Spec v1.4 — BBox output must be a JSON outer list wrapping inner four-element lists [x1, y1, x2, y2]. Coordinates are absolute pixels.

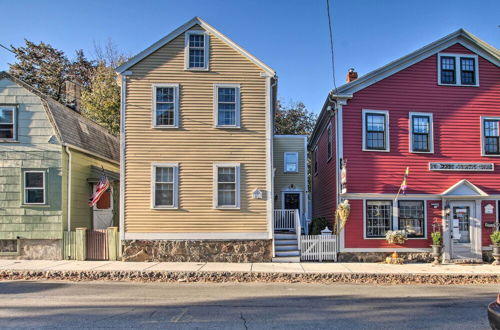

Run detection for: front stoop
[[273, 232, 300, 263]]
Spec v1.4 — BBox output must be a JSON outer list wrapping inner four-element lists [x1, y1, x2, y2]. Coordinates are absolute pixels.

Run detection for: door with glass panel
[[449, 201, 476, 260]]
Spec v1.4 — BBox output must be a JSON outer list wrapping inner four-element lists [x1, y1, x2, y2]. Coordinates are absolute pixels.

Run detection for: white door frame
[[92, 184, 114, 229], [281, 190, 303, 213]]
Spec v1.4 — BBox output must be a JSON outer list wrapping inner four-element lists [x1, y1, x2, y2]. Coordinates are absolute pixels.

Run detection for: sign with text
[[429, 162, 494, 172]]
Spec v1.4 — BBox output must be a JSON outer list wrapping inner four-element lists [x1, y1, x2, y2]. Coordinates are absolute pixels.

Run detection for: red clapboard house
[[309, 29, 500, 263]]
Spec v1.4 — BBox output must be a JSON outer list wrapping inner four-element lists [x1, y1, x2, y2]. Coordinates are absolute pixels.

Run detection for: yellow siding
[[124, 25, 270, 233], [273, 136, 307, 211]]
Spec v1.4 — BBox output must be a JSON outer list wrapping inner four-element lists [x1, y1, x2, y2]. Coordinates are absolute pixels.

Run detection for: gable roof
[[441, 179, 488, 197], [115, 17, 275, 75], [0, 71, 119, 163]]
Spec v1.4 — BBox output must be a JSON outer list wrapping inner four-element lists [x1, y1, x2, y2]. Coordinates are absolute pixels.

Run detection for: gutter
[[65, 146, 72, 232]]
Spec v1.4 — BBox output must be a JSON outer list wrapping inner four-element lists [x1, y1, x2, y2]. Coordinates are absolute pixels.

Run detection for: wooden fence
[[300, 235, 337, 262], [63, 227, 119, 261]]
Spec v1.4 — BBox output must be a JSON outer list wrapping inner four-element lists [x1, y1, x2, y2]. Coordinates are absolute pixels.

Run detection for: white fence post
[[300, 235, 337, 262]]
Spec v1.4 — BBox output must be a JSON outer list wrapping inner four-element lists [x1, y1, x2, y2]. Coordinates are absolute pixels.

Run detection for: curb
[[1, 270, 499, 285]]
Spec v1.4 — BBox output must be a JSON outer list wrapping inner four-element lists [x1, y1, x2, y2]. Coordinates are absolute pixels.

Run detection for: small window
[[363, 110, 389, 151], [185, 31, 209, 70], [366, 200, 392, 238], [153, 84, 179, 128], [215, 85, 240, 127], [483, 118, 500, 155], [284, 152, 298, 173], [24, 171, 45, 204], [215, 164, 240, 208], [313, 147, 318, 175], [152, 164, 178, 208], [327, 124, 333, 160], [438, 53, 478, 86], [410, 113, 433, 153], [460, 57, 476, 85], [440, 56, 456, 84], [398, 201, 425, 238], [0, 106, 16, 140]]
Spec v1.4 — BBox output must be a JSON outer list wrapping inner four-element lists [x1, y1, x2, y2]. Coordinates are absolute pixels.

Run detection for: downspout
[[65, 145, 72, 232]]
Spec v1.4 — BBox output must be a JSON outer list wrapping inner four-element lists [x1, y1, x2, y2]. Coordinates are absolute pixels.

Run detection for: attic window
[[185, 31, 209, 70], [438, 53, 479, 86], [0, 106, 16, 140]]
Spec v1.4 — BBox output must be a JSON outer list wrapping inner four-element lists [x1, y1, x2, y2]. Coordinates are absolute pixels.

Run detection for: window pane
[[26, 189, 44, 204], [0, 127, 13, 139], [218, 190, 235, 206], [217, 89, 237, 126], [217, 167, 236, 206], [367, 132, 385, 149], [26, 172, 43, 188], [156, 88, 174, 102], [218, 167, 235, 182], [189, 34, 204, 48], [155, 183, 173, 206], [218, 88, 236, 102], [285, 153, 298, 172], [440, 57, 456, 84], [485, 120, 499, 137], [412, 117, 429, 133], [156, 103, 175, 126], [189, 49, 205, 68], [485, 137, 499, 154], [367, 114, 385, 131], [441, 57, 455, 70], [399, 201, 424, 237], [156, 167, 173, 183], [0, 109, 13, 124], [366, 200, 392, 237]]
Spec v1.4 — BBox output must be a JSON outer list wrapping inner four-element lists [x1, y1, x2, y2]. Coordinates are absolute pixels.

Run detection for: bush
[[491, 231, 500, 246], [309, 217, 329, 235], [431, 231, 442, 245]]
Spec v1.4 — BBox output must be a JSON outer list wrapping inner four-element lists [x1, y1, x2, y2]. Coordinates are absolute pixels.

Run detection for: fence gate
[[87, 229, 109, 260], [300, 235, 337, 262]]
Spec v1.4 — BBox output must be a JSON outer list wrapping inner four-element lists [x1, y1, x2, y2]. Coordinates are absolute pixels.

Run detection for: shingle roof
[[0, 71, 119, 163]]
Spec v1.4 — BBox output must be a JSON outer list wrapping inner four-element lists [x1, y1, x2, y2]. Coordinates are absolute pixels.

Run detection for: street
[[0, 281, 496, 329]]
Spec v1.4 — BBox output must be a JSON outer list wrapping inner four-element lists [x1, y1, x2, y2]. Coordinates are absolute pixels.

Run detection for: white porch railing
[[300, 235, 337, 262], [274, 209, 296, 231], [294, 209, 301, 251]]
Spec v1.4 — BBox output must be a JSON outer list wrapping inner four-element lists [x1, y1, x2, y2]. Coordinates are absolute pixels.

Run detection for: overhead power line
[[326, 0, 337, 94]]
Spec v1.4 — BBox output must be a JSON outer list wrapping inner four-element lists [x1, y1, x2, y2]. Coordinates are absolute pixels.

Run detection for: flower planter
[[431, 245, 442, 265], [492, 245, 500, 266]]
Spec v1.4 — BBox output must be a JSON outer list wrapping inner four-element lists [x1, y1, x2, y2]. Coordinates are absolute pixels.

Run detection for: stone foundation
[[338, 252, 433, 263], [122, 239, 273, 262], [0, 239, 62, 260]]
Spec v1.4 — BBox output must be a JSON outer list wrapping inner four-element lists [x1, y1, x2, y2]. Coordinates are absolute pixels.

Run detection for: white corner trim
[[362, 109, 390, 152], [213, 162, 241, 209], [152, 84, 180, 128], [124, 232, 270, 240], [184, 30, 210, 71], [409, 112, 434, 154], [437, 53, 479, 87], [213, 84, 241, 128], [119, 75, 127, 240], [151, 162, 179, 209]]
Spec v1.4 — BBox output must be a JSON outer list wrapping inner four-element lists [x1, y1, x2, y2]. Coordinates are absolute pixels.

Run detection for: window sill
[[215, 206, 240, 210], [215, 125, 240, 129], [410, 150, 434, 154], [482, 153, 500, 157], [152, 125, 179, 129], [362, 148, 390, 153], [0, 139, 19, 143], [152, 206, 178, 210], [184, 67, 209, 72], [438, 83, 479, 87], [21, 204, 50, 208], [284, 171, 299, 174]]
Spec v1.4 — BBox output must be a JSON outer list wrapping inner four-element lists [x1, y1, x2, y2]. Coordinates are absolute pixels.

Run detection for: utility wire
[[326, 0, 337, 94]]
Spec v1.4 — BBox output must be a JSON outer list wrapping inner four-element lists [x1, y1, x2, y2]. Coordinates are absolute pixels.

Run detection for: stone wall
[[0, 239, 62, 260], [122, 239, 273, 262], [338, 252, 433, 263]]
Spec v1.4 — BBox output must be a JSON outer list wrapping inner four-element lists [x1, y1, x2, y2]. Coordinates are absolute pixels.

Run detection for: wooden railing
[[274, 209, 296, 231]]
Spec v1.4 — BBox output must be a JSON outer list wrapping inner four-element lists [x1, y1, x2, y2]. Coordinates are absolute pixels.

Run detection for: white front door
[[92, 185, 113, 230], [449, 201, 481, 260]]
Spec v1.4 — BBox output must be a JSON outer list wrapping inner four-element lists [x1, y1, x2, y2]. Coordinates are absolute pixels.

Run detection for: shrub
[[431, 231, 442, 246], [385, 230, 407, 245], [491, 231, 500, 246], [309, 217, 329, 235]]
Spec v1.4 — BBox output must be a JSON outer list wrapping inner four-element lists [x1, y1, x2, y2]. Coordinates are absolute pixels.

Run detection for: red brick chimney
[[346, 68, 358, 83]]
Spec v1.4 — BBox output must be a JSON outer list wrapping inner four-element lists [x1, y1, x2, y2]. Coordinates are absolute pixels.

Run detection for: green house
[[0, 71, 120, 259]]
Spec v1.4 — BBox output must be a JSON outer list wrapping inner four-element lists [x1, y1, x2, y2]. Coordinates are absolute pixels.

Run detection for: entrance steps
[[273, 231, 300, 263]]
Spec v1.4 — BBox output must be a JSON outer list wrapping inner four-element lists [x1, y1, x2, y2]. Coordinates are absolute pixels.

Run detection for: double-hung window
[[398, 201, 425, 238], [24, 171, 45, 204], [438, 53, 478, 86], [365, 200, 392, 238], [153, 84, 179, 128], [410, 113, 433, 153], [215, 84, 240, 127], [483, 117, 500, 155], [0, 106, 16, 140], [363, 110, 389, 151], [214, 164, 240, 208], [327, 123, 333, 160], [185, 31, 209, 70], [284, 152, 298, 173], [152, 164, 178, 209]]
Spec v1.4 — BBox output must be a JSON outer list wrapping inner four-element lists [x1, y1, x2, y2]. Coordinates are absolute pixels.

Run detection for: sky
[[0, 0, 498, 113]]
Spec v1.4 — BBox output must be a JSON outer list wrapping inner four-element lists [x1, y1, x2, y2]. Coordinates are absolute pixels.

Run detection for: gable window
[[284, 152, 298, 173], [327, 123, 333, 160], [313, 147, 318, 175], [483, 118, 500, 155], [398, 201, 425, 238], [410, 113, 433, 153], [214, 164, 240, 208], [185, 31, 209, 70], [363, 110, 389, 152], [0, 106, 16, 140], [438, 53, 478, 86], [152, 164, 178, 209], [215, 84, 240, 127], [153, 84, 179, 128], [365, 200, 392, 238], [24, 171, 45, 204]]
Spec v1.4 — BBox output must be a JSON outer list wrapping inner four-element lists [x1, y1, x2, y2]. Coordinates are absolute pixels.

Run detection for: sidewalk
[[0, 259, 498, 284]]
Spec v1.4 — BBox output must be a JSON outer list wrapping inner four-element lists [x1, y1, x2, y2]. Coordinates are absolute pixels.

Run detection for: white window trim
[[0, 105, 17, 141], [213, 84, 241, 128], [437, 53, 479, 87], [362, 109, 390, 152], [24, 170, 46, 205], [152, 84, 180, 128], [151, 163, 179, 209], [213, 163, 240, 209], [313, 146, 318, 176], [409, 112, 434, 154], [327, 123, 333, 161], [184, 30, 210, 71], [480, 116, 500, 157], [283, 152, 299, 173]]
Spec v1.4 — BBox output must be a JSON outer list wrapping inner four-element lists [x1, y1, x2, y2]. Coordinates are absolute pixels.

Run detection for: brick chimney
[[65, 80, 82, 112], [346, 68, 358, 83]]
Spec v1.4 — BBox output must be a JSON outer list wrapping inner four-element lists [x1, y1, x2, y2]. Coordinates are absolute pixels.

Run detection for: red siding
[[482, 200, 497, 246], [312, 116, 336, 227], [343, 43, 500, 195]]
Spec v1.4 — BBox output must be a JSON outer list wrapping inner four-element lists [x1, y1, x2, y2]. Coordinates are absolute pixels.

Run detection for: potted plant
[[490, 230, 500, 265], [385, 230, 407, 245], [430, 231, 443, 265]]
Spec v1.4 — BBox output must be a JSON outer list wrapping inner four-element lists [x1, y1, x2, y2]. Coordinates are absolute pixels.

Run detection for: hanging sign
[[429, 162, 494, 171]]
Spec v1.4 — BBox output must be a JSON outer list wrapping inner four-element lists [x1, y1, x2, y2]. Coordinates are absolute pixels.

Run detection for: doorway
[[449, 201, 479, 260], [92, 184, 113, 230]]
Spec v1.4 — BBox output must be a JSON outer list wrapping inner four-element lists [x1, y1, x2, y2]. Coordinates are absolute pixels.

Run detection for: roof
[[0, 71, 119, 163], [309, 29, 500, 148], [115, 17, 275, 76]]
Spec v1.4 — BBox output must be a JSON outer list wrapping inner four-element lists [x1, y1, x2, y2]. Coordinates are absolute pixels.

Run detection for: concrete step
[[274, 239, 298, 245], [274, 233, 297, 240], [275, 250, 300, 257], [272, 256, 301, 263], [275, 245, 299, 251]]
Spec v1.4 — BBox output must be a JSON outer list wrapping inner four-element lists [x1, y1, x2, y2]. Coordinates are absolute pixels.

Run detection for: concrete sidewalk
[[0, 259, 498, 275]]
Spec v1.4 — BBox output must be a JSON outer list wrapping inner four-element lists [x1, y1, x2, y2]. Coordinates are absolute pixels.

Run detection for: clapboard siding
[[124, 25, 270, 233]]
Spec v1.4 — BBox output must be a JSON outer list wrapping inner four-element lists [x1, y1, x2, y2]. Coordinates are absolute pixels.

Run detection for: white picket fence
[[300, 235, 337, 262]]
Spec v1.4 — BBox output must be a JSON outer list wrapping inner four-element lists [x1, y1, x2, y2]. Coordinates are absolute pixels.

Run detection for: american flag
[[400, 167, 410, 195], [88, 173, 110, 207]]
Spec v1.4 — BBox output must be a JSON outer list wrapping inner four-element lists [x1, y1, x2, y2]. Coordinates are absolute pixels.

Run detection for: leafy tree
[[69, 49, 95, 90], [274, 100, 317, 136]]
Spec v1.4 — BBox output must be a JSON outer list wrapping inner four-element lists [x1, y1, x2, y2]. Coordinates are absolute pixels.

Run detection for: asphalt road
[[0, 281, 497, 329]]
